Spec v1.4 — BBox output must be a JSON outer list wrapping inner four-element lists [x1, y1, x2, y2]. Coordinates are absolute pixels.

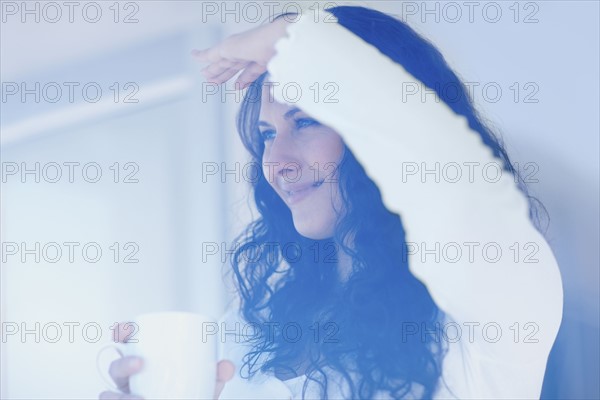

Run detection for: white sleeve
[[266, 7, 563, 364]]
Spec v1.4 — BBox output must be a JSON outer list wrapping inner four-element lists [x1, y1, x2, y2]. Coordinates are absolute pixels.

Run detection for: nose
[[262, 129, 302, 185]]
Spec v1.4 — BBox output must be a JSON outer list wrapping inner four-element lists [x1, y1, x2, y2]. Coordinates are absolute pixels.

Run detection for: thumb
[[213, 360, 235, 399]]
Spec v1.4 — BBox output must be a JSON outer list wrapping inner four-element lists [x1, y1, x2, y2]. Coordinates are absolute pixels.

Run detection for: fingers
[[192, 47, 264, 88], [201, 59, 238, 78], [213, 360, 235, 399], [192, 45, 246, 65], [210, 67, 245, 86], [202, 60, 248, 85], [113, 322, 137, 343], [108, 356, 144, 393], [217, 359, 235, 382], [191, 47, 219, 64], [99, 391, 143, 400], [234, 62, 267, 89]]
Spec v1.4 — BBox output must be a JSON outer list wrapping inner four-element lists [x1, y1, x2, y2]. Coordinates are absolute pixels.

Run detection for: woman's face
[[259, 84, 345, 239]]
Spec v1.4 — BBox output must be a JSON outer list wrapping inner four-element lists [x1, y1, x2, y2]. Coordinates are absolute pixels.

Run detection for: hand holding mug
[[97, 312, 235, 399]]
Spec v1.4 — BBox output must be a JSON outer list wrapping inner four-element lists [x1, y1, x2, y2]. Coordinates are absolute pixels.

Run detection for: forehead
[[259, 82, 296, 120]]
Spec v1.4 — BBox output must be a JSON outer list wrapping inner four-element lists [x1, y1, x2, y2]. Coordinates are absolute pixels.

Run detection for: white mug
[[97, 311, 218, 399]]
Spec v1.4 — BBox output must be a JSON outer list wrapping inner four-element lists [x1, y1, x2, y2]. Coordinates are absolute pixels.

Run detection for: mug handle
[[96, 342, 128, 392]]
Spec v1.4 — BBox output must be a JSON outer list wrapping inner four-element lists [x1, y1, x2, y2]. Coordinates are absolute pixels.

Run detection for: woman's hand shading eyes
[[192, 17, 294, 89]]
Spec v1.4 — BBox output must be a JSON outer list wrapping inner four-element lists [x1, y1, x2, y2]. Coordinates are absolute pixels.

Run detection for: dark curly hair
[[227, 5, 547, 399]]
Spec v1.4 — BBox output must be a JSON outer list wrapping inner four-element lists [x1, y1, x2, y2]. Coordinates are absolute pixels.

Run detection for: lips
[[279, 179, 324, 205]]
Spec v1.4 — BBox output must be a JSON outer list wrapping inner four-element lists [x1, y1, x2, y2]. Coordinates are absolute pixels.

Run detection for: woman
[[100, 5, 563, 399]]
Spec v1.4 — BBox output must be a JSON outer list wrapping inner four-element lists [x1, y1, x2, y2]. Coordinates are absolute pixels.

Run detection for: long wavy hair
[[228, 6, 547, 399]]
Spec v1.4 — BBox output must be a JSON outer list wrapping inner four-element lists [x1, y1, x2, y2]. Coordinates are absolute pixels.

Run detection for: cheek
[[310, 138, 345, 183], [302, 125, 342, 158], [310, 143, 346, 216], [297, 178, 343, 239]]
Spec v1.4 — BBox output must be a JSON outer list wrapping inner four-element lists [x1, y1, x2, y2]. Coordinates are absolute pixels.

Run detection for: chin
[[292, 216, 335, 240]]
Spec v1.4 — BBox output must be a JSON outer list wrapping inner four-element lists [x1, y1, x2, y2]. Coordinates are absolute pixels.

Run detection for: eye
[[259, 128, 276, 142], [295, 118, 320, 129]]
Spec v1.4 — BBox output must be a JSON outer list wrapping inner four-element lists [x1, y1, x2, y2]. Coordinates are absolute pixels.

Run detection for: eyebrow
[[258, 107, 302, 127]]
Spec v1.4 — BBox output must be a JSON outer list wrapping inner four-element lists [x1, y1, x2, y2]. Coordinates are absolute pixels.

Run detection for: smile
[[285, 180, 324, 205]]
